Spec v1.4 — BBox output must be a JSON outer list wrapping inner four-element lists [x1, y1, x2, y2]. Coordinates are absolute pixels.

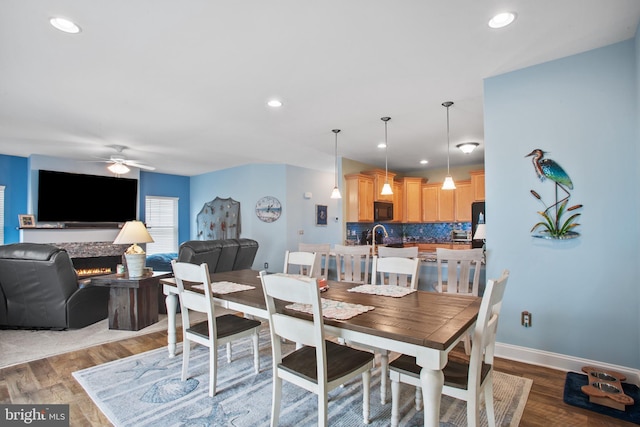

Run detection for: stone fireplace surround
[[53, 241, 129, 277]]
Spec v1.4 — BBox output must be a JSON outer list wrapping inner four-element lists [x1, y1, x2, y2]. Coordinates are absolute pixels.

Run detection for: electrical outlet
[[521, 311, 532, 327], [264, 262, 269, 270], [298, 230, 304, 235]]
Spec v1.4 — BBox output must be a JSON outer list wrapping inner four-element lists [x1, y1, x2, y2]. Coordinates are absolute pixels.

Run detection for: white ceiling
[[1, 1, 639, 177]]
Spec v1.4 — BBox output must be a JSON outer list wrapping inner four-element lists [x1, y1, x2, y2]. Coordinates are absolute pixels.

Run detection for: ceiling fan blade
[[123, 160, 156, 171]]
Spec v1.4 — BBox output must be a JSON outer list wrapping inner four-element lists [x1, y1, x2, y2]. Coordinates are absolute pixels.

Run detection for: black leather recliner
[[0, 243, 109, 329]]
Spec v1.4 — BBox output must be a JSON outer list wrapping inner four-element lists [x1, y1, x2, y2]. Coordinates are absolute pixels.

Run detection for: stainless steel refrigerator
[[471, 202, 485, 249]]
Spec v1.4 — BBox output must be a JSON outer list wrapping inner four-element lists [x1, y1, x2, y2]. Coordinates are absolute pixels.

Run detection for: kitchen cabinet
[[363, 169, 396, 202], [401, 177, 424, 223], [439, 186, 455, 222], [421, 183, 439, 222], [345, 174, 374, 222], [470, 170, 485, 201], [454, 180, 473, 222], [393, 180, 403, 222]]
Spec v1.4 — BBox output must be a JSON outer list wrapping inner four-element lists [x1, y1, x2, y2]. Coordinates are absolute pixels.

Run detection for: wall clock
[[255, 196, 282, 223]]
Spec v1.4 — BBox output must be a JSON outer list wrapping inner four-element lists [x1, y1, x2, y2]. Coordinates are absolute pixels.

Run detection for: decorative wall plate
[[255, 196, 282, 223]]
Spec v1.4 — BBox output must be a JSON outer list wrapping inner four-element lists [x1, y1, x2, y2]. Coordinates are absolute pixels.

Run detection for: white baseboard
[[495, 341, 640, 386]]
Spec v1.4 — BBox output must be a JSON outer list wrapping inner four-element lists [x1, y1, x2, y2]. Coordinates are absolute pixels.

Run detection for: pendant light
[[380, 117, 393, 195], [330, 129, 342, 199], [441, 101, 456, 190]]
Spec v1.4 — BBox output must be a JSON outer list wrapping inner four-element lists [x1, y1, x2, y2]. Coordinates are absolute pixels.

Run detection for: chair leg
[[226, 342, 232, 363], [484, 376, 496, 427], [271, 375, 282, 427], [380, 350, 388, 404], [318, 390, 329, 427], [415, 385, 423, 410], [467, 391, 480, 427], [390, 375, 400, 427], [181, 339, 190, 381], [252, 330, 260, 374], [362, 370, 371, 424], [208, 345, 218, 397]]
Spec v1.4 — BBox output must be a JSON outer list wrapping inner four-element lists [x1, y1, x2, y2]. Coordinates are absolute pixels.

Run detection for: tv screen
[[37, 170, 138, 223]]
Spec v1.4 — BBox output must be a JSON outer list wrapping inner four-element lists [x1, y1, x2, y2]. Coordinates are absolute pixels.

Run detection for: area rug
[[563, 371, 640, 425], [73, 332, 532, 427], [0, 311, 209, 369]]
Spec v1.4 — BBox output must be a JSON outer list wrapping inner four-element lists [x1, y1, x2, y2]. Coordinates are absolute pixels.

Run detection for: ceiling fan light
[[442, 175, 456, 190], [457, 142, 479, 154], [108, 163, 130, 175], [50, 17, 81, 34]]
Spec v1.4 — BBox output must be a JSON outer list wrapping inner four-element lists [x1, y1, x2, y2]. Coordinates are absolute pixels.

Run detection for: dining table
[[160, 269, 481, 427]]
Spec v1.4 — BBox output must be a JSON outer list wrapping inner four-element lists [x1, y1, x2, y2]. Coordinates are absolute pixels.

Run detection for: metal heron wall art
[[526, 149, 583, 239]]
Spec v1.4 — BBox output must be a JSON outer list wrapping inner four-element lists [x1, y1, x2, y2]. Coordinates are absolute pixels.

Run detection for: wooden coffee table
[[92, 271, 172, 331]]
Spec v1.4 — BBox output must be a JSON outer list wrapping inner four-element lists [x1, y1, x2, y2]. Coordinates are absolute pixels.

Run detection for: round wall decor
[[255, 196, 282, 223]]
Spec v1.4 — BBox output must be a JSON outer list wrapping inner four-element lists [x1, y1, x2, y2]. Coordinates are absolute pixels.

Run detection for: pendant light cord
[[446, 105, 451, 174], [333, 129, 340, 187], [381, 117, 391, 183]]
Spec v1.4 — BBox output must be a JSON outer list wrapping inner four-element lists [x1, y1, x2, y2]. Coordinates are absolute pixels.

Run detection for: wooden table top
[[162, 269, 480, 351]]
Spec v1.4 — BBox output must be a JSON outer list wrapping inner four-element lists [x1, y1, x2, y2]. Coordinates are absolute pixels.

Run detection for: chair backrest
[[298, 243, 331, 280], [371, 256, 421, 289], [260, 271, 327, 375], [376, 246, 418, 258], [171, 260, 216, 336], [436, 248, 484, 295], [283, 250, 318, 277], [333, 244, 371, 284], [467, 269, 509, 387]]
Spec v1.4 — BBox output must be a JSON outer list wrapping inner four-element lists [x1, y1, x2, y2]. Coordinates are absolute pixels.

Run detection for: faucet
[[371, 224, 388, 256]]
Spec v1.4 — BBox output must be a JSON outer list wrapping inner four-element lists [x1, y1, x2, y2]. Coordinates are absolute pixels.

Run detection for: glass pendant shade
[[381, 117, 393, 196], [441, 101, 456, 190], [442, 176, 456, 190], [108, 163, 130, 175], [330, 129, 342, 199], [457, 142, 479, 154]]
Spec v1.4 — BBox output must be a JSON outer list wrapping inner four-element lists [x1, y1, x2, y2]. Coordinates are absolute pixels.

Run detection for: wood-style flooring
[[0, 330, 635, 427]]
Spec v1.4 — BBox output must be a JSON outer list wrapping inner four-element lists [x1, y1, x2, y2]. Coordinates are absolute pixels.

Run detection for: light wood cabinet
[[345, 174, 374, 222], [438, 187, 455, 222], [470, 170, 485, 201], [421, 183, 439, 222], [393, 180, 403, 222], [401, 177, 424, 223], [363, 169, 396, 202], [454, 180, 473, 222]]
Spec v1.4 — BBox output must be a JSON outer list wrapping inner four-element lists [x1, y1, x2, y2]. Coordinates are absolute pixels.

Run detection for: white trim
[[0, 185, 5, 244], [495, 341, 640, 385]]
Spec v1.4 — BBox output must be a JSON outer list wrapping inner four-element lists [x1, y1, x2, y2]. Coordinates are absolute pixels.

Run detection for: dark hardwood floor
[[0, 330, 634, 427]]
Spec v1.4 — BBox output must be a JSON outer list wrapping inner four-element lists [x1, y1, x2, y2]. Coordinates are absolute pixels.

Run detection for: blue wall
[[139, 170, 190, 246], [0, 155, 28, 243], [484, 39, 638, 368]]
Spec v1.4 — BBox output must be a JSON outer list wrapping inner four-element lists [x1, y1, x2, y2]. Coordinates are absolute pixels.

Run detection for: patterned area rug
[[73, 332, 532, 427]]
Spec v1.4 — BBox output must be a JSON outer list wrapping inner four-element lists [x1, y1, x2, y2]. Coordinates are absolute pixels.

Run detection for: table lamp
[[113, 220, 154, 277], [473, 223, 486, 255]]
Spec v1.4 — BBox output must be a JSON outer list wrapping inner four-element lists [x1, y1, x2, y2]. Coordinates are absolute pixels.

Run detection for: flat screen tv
[[37, 169, 138, 223]]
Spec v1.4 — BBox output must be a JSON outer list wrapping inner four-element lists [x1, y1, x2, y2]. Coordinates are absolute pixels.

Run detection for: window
[[145, 196, 178, 254], [0, 186, 4, 244]]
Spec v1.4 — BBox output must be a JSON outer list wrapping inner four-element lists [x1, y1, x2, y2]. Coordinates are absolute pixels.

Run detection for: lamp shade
[[473, 223, 486, 240], [113, 221, 154, 245]]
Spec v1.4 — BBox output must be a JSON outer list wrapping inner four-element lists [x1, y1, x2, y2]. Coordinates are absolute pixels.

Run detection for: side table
[[91, 271, 173, 331]]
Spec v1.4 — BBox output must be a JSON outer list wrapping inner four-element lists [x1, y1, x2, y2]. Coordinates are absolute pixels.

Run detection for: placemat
[[192, 281, 255, 294], [286, 298, 374, 320], [348, 284, 416, 297]]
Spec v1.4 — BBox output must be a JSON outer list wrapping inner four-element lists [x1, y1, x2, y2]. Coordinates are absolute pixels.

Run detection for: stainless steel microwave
[[374, 201, 394, 221]]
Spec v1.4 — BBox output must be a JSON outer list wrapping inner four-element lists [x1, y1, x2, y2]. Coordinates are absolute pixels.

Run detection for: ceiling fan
[[97, 145, 156, 174]]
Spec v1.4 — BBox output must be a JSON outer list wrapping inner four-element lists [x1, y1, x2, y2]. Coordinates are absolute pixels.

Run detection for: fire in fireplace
[[72, 255, 123, 278]]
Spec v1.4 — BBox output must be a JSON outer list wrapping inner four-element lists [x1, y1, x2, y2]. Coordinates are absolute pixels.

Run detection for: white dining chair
[[372, 253, 421, 289], [259, 271, 374, 426], [389, 269, 510, 427], [436, 247, 484, 354], [376, 245, 419, 258], [333, 244, 371, 284], [283, 250, 318, 277], [298, 243, 331, 280], [171, 260, 261, 397]]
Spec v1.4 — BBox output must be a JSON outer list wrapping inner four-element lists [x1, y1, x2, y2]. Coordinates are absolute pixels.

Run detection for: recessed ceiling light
[[488, 12, 516, 29], [377, 142, 386, 149], [420, 160, 428, 165], [267, 99, 282, 108], [50, 17, 81, 34]]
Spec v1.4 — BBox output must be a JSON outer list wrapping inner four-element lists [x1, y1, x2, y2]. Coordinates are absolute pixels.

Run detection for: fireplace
[[50, 241, 129, 278]]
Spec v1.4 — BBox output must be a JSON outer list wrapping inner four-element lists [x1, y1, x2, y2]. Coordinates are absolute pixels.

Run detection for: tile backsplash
[[346, 222, 471, 244]]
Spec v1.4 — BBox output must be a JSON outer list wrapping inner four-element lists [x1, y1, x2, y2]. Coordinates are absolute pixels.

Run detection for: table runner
[[348, 284, 416, 297], [191, 281, 255, 294], [286, 298, 374, 320]]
